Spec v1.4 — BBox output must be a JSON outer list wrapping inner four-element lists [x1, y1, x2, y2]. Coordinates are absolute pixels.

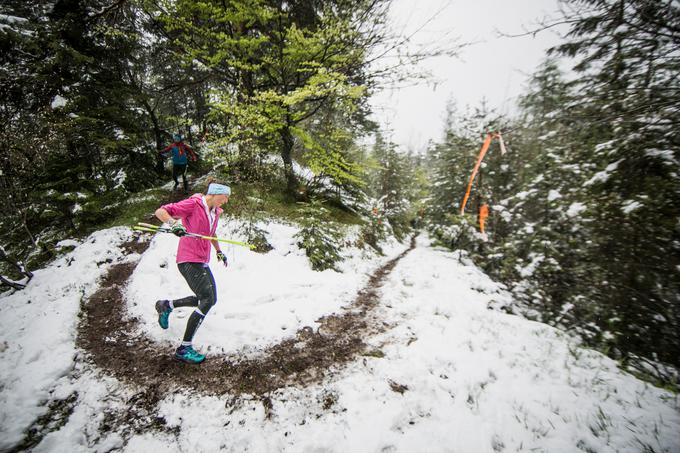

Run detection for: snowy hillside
[[0, 222, 678, 452]]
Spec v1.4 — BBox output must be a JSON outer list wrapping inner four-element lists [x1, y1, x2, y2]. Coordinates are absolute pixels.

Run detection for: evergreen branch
[[84, 0, 129, 24]]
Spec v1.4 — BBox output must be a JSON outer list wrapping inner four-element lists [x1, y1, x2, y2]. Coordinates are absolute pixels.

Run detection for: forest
[[1, 0, 678, 389]]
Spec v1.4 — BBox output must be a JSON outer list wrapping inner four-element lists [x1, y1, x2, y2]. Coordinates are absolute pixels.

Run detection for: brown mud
[[77, 233, 416, 397]]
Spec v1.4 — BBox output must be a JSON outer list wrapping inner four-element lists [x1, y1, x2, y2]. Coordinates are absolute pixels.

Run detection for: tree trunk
[[280, 124, 300, 199], [21, 211, 38, 250], [151, 112, 165, 174]]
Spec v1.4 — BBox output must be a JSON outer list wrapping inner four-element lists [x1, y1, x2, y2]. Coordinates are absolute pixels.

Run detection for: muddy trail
[[77, 231, 416, 398]]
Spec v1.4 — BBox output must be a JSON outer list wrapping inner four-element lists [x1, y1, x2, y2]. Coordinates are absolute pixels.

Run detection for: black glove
[[170, 223, 187, 237], [216, 250, 228, 267]]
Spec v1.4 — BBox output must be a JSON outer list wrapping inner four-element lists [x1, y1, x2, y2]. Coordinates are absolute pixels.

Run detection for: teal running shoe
[[155, 300, 172, 329], [174, 345, 205, 364]]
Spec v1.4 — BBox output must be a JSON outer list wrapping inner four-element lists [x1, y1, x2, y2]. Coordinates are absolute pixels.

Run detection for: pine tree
[[1, 1, 165, 265], [424, 101, 511, 253], [488, 59, 598, 326], [365, 133, 420, 240], [548, 0, 680, 371]]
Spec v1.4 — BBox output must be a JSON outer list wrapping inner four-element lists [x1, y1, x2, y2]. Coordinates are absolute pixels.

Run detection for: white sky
[[369, 0, 567, 152]]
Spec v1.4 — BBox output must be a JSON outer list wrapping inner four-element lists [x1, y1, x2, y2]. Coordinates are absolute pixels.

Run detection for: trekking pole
[[133, 222, 256, 249]]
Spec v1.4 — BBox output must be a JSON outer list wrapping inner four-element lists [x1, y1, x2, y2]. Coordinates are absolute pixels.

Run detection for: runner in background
[[160, 133, 197, 194]]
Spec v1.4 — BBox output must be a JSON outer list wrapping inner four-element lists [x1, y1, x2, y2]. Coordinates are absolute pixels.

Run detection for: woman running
[[153, 179, 230, 364]]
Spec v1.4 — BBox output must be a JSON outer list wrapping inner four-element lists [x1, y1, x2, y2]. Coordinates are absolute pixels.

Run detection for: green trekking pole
[[133, 222, 256, 249]]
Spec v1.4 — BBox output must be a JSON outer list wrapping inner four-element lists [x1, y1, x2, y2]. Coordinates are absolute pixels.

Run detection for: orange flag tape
[[460, 133, 493, 215], [479, 203, 489, 234]]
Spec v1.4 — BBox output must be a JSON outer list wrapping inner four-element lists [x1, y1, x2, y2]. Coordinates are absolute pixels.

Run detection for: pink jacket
[[161, 194, 224, 264]]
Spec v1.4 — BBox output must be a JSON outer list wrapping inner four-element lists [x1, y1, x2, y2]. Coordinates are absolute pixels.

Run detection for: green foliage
[[220, 180, 361, 226], [365, 133, 425, 241], [358, 201, 389, 253], [241, 222, 273, 254], [294, 200, 345, 272], [99, 188, 169, 231], [427, 214, 486, 257], [293, 125, 365, 188], [159, 0, 383, 196]]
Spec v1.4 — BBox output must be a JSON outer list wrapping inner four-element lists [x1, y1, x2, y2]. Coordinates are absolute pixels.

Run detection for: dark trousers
[[173, 262, 217, 343], [172, 164, 188, 191]]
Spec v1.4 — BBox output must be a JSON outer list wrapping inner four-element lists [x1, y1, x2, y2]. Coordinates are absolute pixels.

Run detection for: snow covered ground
[[0, 227, 136, 451], [0, 223, 678, 452], [126, 220, 404, 355]]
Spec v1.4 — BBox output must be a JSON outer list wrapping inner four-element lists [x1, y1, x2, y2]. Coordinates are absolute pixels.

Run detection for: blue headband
[[207, 183, 231, 195]]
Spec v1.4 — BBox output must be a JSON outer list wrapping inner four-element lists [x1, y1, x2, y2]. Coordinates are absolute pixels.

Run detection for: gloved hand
[[170, 223, 187, 237], [216, 250, 228, 267]]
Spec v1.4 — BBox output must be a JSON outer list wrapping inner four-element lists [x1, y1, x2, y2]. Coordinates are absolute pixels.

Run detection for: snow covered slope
[[0, 226, 678, 452]]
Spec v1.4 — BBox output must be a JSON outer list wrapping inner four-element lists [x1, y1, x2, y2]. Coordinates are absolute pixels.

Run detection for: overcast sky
[[369, 0, 567, 152]]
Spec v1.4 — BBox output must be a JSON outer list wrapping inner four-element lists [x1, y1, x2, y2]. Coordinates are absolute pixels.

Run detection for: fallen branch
[[0, 245, 33, 291]]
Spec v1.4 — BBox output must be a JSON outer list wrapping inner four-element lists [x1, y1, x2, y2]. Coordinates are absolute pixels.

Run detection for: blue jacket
[[160, 141, 196, 165]]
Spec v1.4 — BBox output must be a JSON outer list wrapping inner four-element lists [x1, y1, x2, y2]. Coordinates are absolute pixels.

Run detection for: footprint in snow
[[254, 295, 277, 305], [222, 312, 251, 320]]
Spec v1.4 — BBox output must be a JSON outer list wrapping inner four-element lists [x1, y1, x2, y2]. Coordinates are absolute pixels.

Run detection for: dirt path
[[77, 234, 416, 398]]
